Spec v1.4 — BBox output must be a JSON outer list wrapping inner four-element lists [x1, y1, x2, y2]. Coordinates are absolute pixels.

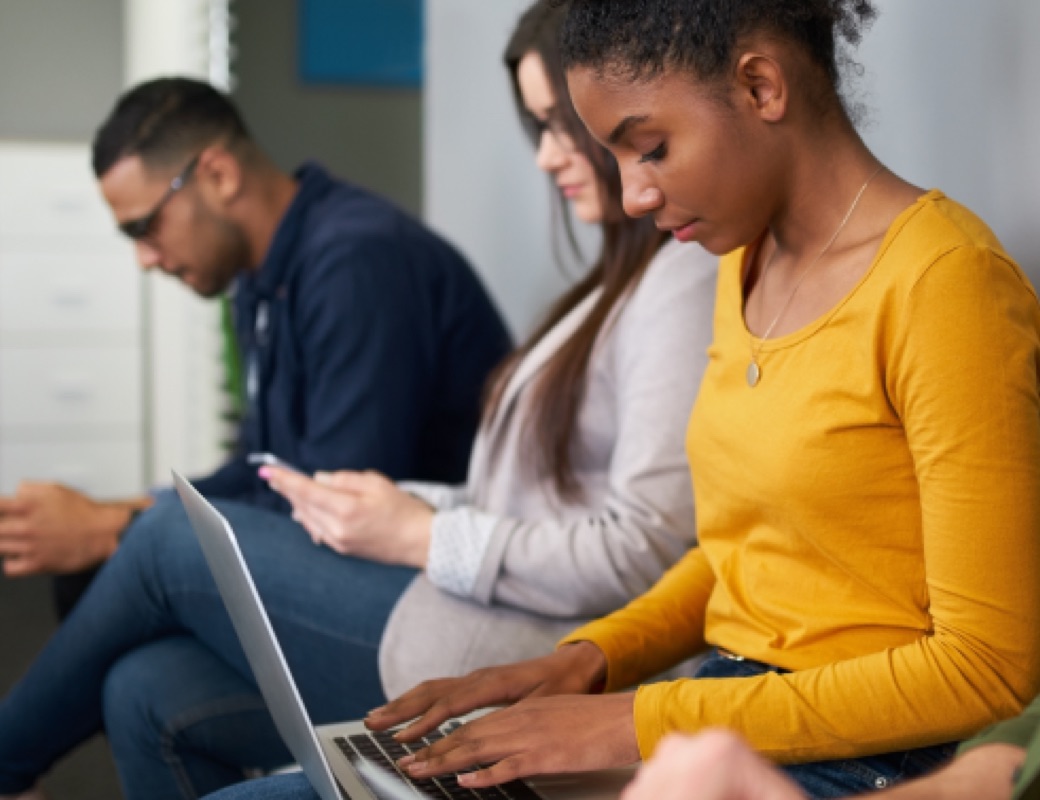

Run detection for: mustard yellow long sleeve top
[[562, 191, 1040, 764]]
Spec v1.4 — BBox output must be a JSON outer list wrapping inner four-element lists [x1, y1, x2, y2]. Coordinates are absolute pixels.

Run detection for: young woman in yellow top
[[365, 1, 1040, 797]]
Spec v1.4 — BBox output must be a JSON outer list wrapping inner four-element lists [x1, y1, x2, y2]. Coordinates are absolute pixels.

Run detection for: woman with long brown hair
[[0, 2, 717, 798]]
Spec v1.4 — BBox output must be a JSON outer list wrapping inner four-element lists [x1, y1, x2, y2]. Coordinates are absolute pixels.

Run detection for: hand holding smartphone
[[249, 452, 321, 546]]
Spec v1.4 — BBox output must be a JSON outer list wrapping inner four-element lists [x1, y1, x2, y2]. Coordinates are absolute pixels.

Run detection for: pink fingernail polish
[[258, 467, 272, 479]]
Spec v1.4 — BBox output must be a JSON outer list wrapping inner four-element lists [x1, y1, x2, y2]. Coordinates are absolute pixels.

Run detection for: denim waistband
[[695, 647, 792, 680]]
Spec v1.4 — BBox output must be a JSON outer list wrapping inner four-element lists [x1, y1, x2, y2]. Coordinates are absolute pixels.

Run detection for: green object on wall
[[220, 296, 246, 449]]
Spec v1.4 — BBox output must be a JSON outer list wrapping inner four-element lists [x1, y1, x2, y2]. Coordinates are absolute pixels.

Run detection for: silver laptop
[[173, 471, 633, 800]]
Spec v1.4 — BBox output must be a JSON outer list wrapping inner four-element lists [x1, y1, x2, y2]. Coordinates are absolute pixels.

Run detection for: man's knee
[[121, 491, 189, 547], [116, 495, 206, 582]]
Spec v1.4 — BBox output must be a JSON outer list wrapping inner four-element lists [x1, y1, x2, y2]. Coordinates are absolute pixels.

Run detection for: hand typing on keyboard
[[364, 643, 638, 789], [338, 725, 543, 799], [366, 642, 607, 741], [398, 693, 638, 789]]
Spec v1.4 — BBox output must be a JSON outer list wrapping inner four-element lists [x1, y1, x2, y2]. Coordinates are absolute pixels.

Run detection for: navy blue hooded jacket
[[191, 163, 512, 512]]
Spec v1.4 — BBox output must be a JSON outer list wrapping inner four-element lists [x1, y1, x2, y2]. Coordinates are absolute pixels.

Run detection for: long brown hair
[[490, 0, 669, 502]]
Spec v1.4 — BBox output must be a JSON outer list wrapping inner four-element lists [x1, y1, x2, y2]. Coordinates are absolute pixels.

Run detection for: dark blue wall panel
[[299, 0, 423, 87]]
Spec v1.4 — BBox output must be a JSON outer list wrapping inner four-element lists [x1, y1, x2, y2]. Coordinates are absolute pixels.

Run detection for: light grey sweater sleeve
[[426, 242, 717, 617]]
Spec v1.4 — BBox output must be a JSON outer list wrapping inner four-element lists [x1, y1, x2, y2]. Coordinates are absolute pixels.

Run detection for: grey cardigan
[[381, 238, 717, 698]]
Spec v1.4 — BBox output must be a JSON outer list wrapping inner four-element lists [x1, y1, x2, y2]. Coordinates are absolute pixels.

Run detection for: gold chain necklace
[[746, 164, 885, 388]]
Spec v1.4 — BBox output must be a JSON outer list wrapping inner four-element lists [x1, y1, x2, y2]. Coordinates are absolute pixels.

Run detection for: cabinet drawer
[[0, 439, 145, 498], [0, 145, 116, 239], [0, 345, 142, 428], [0, 251, 140, 334]]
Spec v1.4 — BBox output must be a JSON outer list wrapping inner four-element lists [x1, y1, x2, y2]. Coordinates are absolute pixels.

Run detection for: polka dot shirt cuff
[[425, 508, 498, 598]]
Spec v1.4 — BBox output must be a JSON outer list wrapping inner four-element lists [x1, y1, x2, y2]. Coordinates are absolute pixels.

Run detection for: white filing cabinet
[[0, 141, 147, 498]]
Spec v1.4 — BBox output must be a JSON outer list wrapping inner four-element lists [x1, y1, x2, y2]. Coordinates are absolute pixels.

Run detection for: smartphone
[[247, 452, 305, 475]]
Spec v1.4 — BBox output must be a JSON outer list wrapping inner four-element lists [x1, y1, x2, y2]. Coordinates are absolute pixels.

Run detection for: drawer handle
[[51, 288, 89, 306], [51, 379, 92, 401], [50, 196, 90, 215], [52, 467, 88, 483]]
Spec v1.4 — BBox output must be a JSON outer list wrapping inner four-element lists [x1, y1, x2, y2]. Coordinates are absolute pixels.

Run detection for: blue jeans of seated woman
[[0, 492, 417, 799], [201, 650, 959, 800], [695, 652, 958, 799]]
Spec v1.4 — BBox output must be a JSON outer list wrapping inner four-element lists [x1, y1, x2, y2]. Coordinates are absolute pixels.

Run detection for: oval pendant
[[746, 361, 761, 387]]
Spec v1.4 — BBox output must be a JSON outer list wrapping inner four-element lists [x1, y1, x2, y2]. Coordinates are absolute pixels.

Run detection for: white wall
[[426, 0, 1040, 330], [125, 0, 227, 483], [0, 0, 123, 141], [424, 0, 570, 338], [859, 0, 1040, 284]]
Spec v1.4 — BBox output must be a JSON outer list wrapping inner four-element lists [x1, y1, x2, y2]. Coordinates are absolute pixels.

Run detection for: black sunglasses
[[118, 154, 200, 241]]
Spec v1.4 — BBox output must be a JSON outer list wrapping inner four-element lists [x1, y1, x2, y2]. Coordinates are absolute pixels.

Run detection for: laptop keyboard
[[334, 722, 542, 800]]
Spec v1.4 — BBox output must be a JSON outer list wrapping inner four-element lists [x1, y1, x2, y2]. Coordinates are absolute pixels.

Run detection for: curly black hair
[[560, 0, 877, 102]]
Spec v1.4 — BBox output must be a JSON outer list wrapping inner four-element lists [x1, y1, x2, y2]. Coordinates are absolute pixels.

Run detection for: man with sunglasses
[[0, 77, 512, 614]]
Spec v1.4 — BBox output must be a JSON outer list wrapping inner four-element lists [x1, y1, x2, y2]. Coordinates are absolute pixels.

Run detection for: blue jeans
[[0, 493, 416, 799], [203, 650, 959, 800], [699, 652, 958, 798], [206, 772, 314, 800]]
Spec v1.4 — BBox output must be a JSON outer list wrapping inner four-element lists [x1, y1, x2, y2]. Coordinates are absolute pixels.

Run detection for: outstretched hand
[[0, 482, 139, 576], [261, 467, 433, 567]]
